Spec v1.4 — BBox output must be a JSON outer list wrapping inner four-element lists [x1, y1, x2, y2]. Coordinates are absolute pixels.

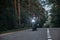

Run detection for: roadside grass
[[0, 27, 31, 34]]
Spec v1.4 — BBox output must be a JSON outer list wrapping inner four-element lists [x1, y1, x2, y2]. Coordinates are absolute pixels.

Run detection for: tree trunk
[[18, 0, 20, 26]]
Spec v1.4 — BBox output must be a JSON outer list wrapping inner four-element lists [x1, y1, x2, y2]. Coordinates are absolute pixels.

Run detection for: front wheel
[[32, 27, 37, 31]]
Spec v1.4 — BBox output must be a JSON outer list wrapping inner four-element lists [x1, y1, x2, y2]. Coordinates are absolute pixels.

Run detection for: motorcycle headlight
[[32, 19, 35, 23]]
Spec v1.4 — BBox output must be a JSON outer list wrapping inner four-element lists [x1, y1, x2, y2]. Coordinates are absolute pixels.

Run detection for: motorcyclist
[[31, 16, 38, 31]]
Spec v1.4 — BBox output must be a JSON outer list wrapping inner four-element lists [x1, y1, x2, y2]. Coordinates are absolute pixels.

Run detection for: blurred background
[[0, 0, 60, 33]]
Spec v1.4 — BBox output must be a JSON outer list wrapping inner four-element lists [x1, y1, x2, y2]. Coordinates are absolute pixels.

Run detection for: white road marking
[[47, 28, 52, 40], [47, 28, 51, 38]]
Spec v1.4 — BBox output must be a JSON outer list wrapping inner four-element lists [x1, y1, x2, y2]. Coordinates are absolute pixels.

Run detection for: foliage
[[49, 0, 60, 27], [0, 0, 17, 32], [0, 0, 46, 33], [20, 0, 46, 27]]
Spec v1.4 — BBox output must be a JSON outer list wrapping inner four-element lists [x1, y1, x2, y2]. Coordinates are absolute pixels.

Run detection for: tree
[[49, 0, 60, 27], [0, 0, 17, 32], [20, 0, 46, 28]]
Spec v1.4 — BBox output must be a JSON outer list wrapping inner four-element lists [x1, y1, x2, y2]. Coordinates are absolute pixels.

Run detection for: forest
[[0, 0, 60, 33]]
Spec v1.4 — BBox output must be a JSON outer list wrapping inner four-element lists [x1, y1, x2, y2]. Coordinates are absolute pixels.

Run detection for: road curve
[[0, 28, 47, 40], [1, 28, 60, 40]]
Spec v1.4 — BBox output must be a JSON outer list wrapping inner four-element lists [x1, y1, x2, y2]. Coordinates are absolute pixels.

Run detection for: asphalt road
[[49, 28, 60, 40], [0, 28, 60, 40]]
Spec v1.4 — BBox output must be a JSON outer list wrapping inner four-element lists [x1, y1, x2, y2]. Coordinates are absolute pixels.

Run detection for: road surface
[[0, 28, 60, 40]]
